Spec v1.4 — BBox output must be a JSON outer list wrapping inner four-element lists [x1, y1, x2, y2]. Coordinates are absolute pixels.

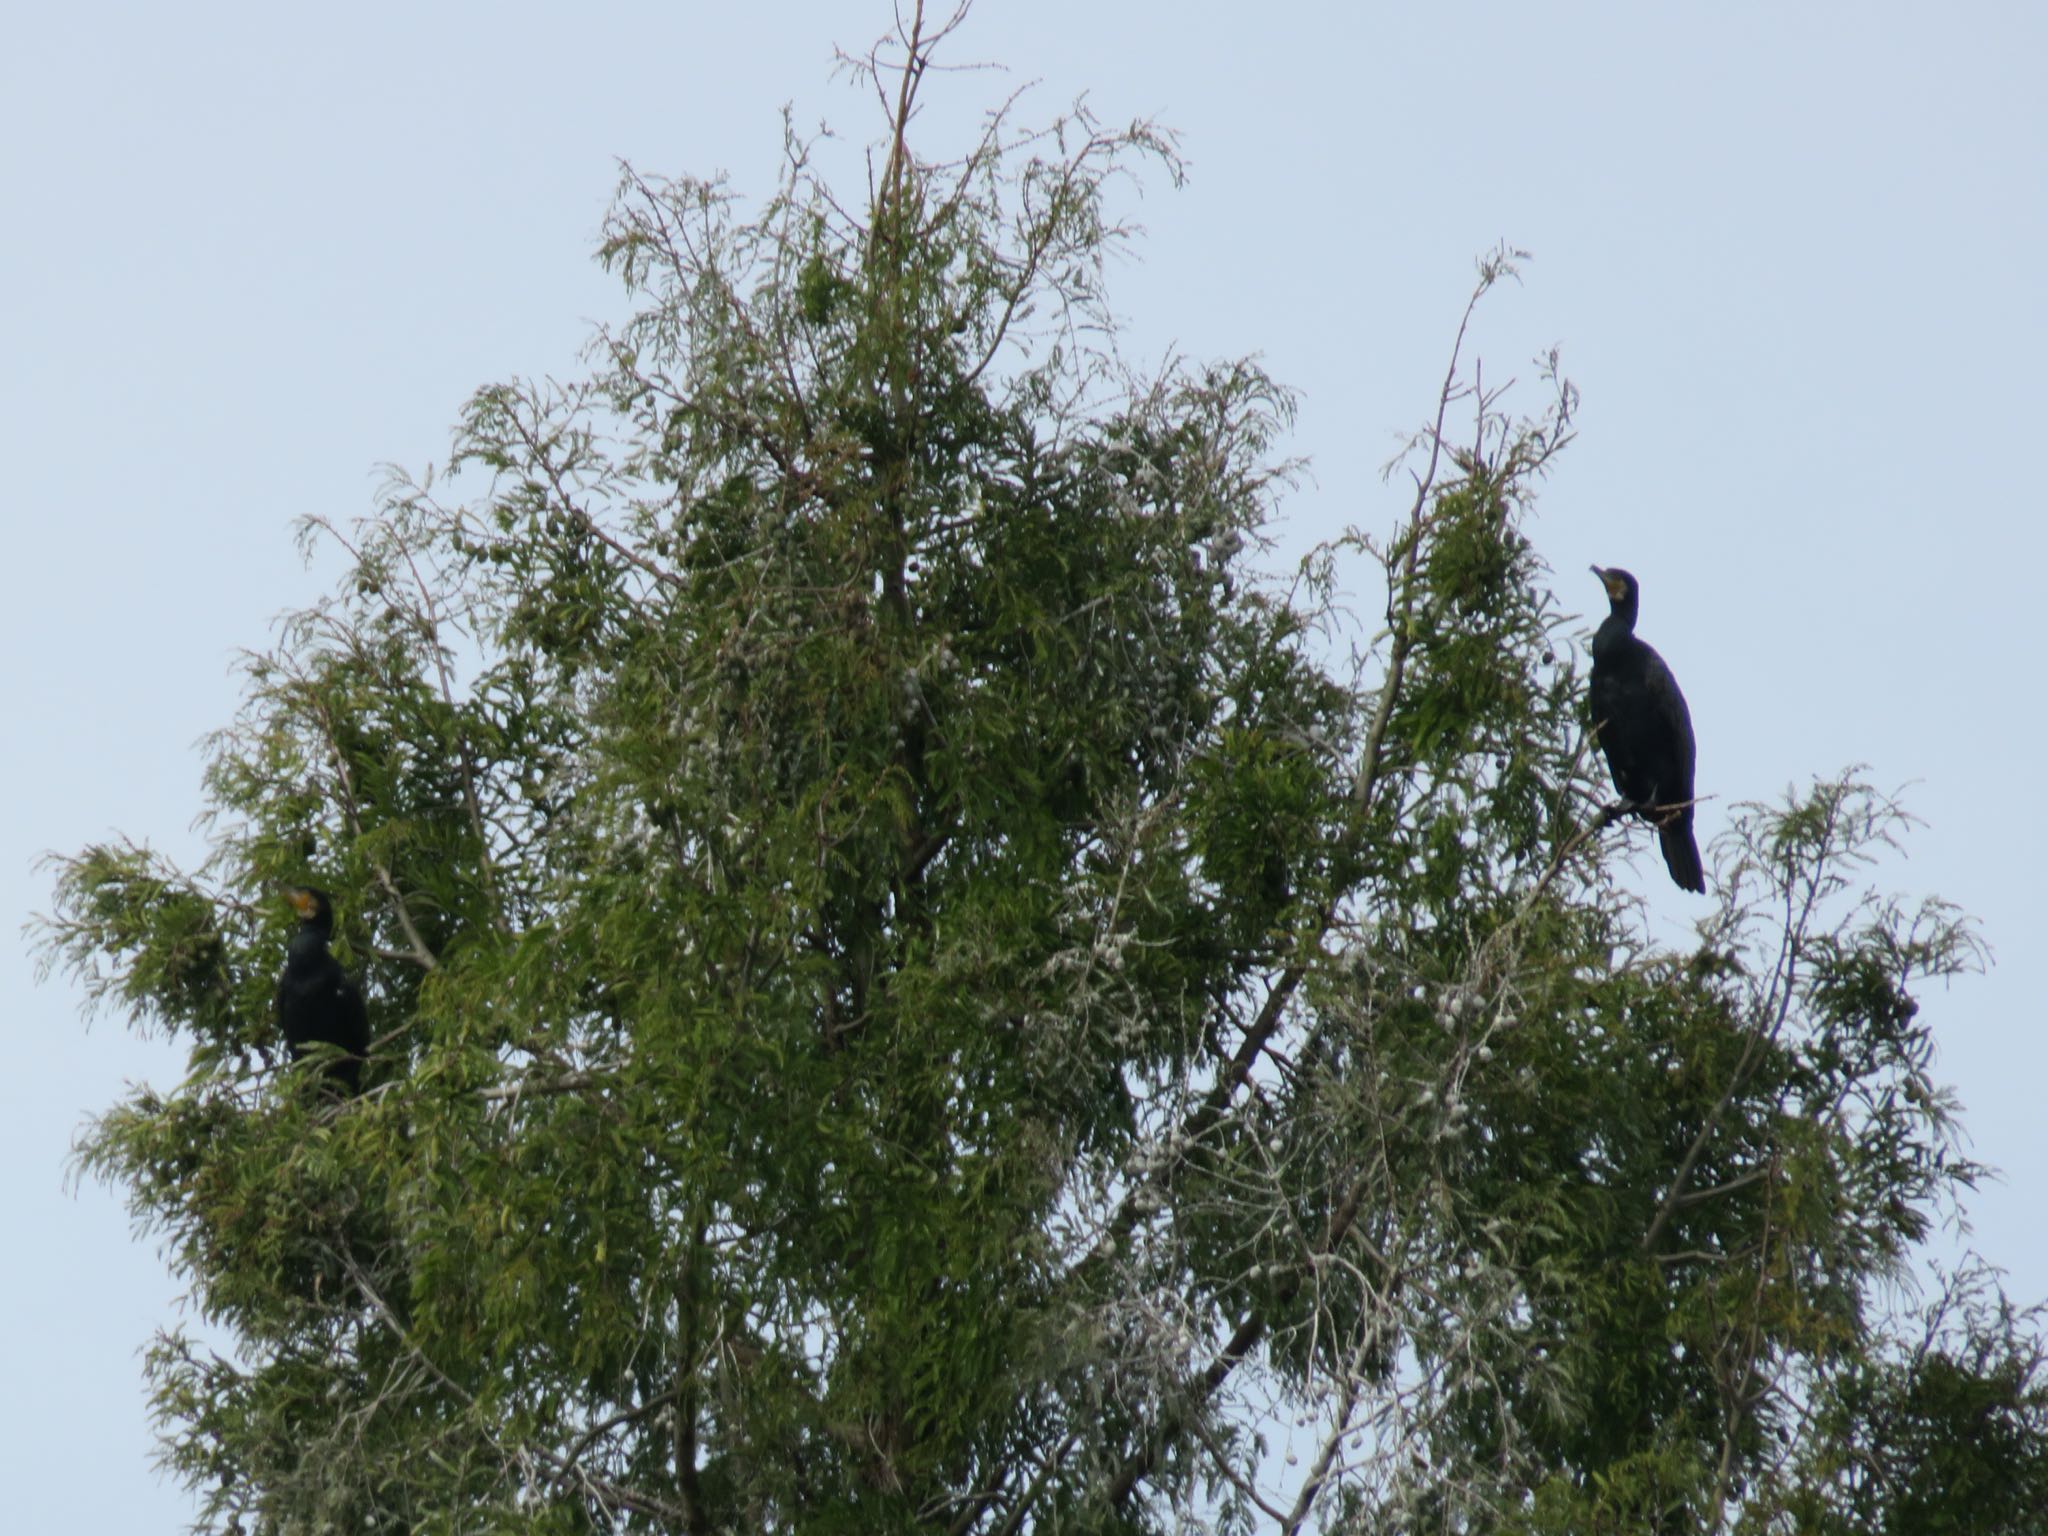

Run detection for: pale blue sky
[[6, 3, 2043, 1526]]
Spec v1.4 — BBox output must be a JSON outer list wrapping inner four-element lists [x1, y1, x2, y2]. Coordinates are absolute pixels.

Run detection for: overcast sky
[[5, 3, 2042, 1526]]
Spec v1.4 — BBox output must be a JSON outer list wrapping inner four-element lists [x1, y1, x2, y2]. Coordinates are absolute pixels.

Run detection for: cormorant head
[[284, 885, 336, 938], [1590, 565, 1639, 625]]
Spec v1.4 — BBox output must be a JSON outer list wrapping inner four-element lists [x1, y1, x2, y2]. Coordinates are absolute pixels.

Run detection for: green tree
[[40, 7, 2048, 1532]]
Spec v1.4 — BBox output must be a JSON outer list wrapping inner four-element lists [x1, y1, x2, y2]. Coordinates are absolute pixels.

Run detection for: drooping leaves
[[37, 12, 2039, 1535]]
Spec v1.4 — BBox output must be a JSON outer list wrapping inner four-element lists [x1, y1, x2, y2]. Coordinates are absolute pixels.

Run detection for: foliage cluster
[[40, 8, 2048, 1532]]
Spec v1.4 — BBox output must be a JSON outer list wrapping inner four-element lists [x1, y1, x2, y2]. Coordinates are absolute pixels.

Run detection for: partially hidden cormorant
[[1588, 566, 1706, 894], [276, 886, 369, 1093]]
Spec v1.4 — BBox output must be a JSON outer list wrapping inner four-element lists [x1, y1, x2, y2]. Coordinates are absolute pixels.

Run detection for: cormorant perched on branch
[[276, 886, 369, 1093], [1588, 566, 1706, 894]]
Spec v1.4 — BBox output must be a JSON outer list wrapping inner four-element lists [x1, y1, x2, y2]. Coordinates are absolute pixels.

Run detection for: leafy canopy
[[40, 6, 2048, 1533]]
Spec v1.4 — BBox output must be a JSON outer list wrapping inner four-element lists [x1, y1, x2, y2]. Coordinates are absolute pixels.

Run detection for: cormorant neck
[[1592, 604, 1637, 659], [286, 926, 332, 969]]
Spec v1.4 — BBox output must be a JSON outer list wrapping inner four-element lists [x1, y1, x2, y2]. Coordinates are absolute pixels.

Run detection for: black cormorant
[[276, 886, 370, 1093], [1588, 566, 1705, 894]]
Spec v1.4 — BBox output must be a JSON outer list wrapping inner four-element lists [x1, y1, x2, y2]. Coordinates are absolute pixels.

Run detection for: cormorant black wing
[[277, 954, 369, 1093], [1591, 642, 1691, 802]]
